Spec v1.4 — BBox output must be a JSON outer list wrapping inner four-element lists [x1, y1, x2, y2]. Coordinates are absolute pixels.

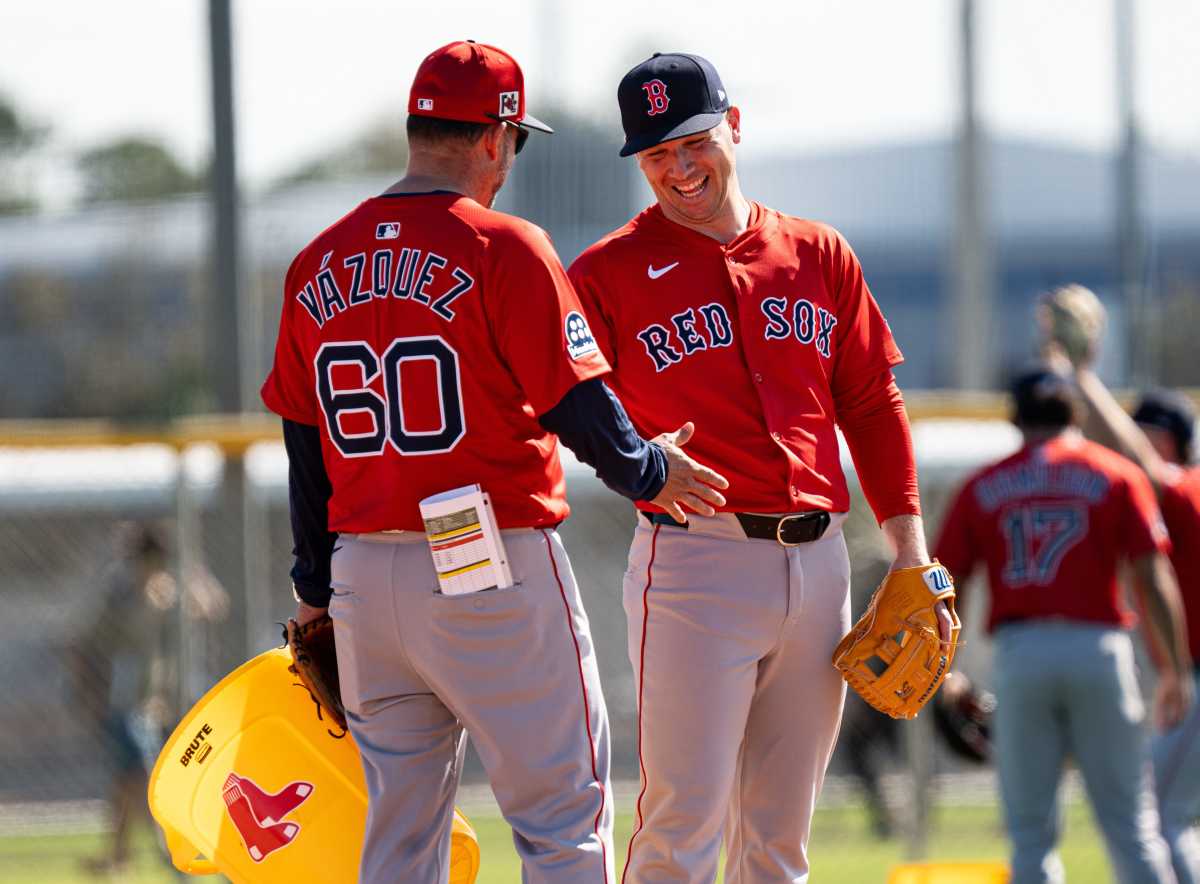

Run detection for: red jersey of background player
[[1161, 466, 1200, 659], [568, 203, 906, 515], [262, 192, 609, 533], [935, 434, 1169, 632]]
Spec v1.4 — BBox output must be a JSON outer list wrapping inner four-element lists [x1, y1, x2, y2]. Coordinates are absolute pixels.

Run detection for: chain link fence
[[0, 423, 1085, 872]]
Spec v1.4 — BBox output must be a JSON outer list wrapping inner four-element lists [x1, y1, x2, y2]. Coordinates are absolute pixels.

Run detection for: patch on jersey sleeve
[[564, 311, 599, 361]]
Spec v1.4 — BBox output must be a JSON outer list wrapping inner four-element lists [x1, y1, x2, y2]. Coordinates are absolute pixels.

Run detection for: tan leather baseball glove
[[832, 562, 961, 720], [1037, 283, 1106, 367], [284, 615, 347, 736]]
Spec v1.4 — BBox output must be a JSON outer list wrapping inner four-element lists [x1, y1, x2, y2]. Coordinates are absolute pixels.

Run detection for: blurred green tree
[[271, 115, 408, 189], [77, 137, 202, 204], [0, 93, 48, 214]]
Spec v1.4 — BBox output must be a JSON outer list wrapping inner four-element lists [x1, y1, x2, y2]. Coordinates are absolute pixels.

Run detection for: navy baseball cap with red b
[[408, 40, 553, 135], [617, 52, 730, 156]]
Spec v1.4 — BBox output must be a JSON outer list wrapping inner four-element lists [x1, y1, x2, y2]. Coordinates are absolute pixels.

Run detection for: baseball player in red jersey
[[261, 41, 726, 884], [567, 52, 950, 883], [935, 367, 1193, 884], [1038, 290, 1200, 883]]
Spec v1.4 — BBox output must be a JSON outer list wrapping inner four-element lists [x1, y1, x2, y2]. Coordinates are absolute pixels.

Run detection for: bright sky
[[1, 0, 1197, 193]]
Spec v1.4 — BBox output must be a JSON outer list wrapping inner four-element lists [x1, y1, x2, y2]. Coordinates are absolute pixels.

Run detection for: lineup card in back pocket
[[419, 484, 514, 595]]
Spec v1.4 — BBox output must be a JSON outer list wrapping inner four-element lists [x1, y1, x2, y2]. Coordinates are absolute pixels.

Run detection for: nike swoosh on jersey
[[647, 262, 680, 279]]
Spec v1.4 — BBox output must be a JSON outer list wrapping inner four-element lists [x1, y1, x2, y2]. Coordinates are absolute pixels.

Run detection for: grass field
[[0, 799, 1116, 883]]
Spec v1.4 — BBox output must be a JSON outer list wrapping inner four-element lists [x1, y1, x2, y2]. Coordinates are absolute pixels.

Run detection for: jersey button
[[790, 486, 800, 498], [754, 373, 764, 383], [772, 431, 781, 441]]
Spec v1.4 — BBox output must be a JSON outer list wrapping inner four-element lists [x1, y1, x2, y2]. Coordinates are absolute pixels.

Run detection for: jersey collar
[[643, 200, 775, 257]]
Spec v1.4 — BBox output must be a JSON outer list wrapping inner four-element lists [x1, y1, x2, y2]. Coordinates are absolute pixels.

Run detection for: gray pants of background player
[[1153, 670, 1200, 884], [994, 622, 1176, 884], [621, 512, 851, 884], [330, 528, 614, 884]]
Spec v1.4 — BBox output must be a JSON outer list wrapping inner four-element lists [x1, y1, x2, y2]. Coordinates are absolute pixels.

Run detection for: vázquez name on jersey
[[294, 245, 476, 328]]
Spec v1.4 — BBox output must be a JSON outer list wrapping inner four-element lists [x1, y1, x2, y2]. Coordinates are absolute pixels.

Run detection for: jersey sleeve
[[261, 253, 320, 425], [567, 253, 619, 368], [485, 224, 610, 416], [1119, 467, 1171, 560], [933, 479, 981, 585], [826, 229, 904, 396]]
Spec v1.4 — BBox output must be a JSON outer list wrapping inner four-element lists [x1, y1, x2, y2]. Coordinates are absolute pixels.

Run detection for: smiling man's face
[[635, 108, 741, 230]]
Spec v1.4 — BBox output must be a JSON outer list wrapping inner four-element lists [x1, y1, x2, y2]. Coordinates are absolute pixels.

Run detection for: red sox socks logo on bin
[[641, 79, 669, 115], [221, 771, 314, 862]]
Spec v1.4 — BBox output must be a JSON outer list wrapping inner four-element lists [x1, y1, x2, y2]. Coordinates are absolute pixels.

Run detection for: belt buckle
[[774, 513, 809, 547]]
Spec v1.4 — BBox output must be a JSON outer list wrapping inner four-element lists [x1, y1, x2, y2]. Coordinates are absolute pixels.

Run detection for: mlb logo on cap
[[498, 91, 519, 118], [416, 98, 434, 111]]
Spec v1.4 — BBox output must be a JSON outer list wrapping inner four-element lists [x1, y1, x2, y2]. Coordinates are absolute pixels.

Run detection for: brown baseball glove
[[832, 562, 961, 720], [1037, 283, 1106, 367], [284, 615, 347, 737], [932, 676, 996, 763]]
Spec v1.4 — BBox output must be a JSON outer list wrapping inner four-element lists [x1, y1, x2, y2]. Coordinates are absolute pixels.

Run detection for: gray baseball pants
[[1153, 671, 1200, 884], [620, 512, 851, 884], [994, 621, 1176, 884], [329, 528, 614, 884]]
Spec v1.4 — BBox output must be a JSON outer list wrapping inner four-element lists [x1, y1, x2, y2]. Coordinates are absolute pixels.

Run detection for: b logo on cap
[[498, 91, 519, 118], [642, 79, 669, 116]]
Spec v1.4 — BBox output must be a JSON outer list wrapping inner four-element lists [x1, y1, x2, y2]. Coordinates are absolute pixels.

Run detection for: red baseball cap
[[408, 40, 553, 135]]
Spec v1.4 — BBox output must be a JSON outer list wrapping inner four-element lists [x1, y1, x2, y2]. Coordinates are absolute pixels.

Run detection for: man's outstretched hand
[[649, 422, 730, 523]]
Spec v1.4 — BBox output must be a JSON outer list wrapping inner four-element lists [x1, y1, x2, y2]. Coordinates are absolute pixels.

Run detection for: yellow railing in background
[[0, 389, 1194, 451]]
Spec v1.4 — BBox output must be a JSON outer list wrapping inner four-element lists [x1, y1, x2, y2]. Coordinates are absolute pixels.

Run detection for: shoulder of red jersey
[[958, 444, 1029, 492], [287, 195, 557, 276], [1162, 463, 1200, 506], [1180, 465, 1200, 493], [569, 205, 678, 275], [444, 197, 556, 251], [285, 198, 378, 280], [767, 210, 841, 243], [755, 209, 862, 277], [1067, 436, 1151, 482]]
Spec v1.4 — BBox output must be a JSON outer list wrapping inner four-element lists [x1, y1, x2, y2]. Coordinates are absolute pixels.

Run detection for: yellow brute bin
[[888, 861, 1010, 884], [148, 647, 480, 883]]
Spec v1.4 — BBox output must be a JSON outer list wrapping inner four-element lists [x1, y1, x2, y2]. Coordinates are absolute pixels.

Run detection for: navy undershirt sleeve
[[282, 418, 338, 608], [538, 378, 668, 501]]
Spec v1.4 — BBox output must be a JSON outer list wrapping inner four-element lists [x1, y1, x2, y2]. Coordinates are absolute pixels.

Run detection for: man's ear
[[726, 107, 742, 145], [481, 123, 506, 161]]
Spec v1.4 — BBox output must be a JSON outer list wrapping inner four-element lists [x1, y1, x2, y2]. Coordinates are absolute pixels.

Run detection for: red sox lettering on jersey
[[569, 202, 901, 515], [635, 295, 837, 373], [262, 193, 608, 534]]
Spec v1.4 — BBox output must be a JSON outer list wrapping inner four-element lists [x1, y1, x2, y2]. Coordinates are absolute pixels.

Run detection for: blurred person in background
[[934, 366, 1191, 884], [67, 522, 228, 876], [1042, 285, 1200, 884], [837, 551, 902, 838], [68, 523, 174, 876]]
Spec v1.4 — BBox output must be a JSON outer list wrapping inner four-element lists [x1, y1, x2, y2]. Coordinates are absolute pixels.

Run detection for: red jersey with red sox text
[[567, 202, 903, 514], [261, 192, 609, 533], [934, 434, 1169, 632], [1161, 466, 1200, 659]]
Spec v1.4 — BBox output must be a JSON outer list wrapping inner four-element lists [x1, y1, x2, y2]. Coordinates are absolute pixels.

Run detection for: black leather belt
[[641, 510, 831, 546]]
